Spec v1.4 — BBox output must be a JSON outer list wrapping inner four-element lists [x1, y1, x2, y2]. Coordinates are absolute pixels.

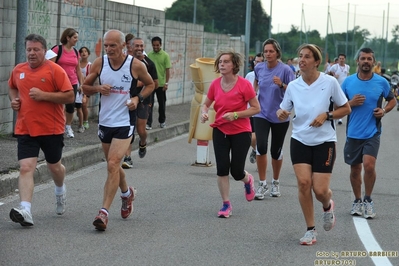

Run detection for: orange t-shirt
[[8, 60, 73, 136]]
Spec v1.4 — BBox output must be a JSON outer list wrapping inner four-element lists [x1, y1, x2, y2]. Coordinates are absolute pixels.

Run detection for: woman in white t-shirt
[[79, 46, 92, 130], [276, 44, 351, 246]]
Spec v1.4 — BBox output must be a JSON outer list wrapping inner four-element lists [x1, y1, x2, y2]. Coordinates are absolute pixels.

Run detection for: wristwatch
[[280, 83, 285, 88], [137, 93, 144, 103], [326, 112, 333, 121]]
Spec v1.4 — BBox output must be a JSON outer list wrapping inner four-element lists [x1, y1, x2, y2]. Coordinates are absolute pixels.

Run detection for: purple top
[[254, 61, 295, 123]]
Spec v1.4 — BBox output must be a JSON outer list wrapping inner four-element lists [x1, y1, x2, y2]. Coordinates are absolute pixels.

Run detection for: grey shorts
[[344, 134, 380, 165]]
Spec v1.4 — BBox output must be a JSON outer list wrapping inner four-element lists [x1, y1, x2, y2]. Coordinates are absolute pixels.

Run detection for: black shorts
[[98, 125, 134, 144], [290, 138, 336, 173], [17, 134, 64, 164], [344, 134, 380, 165], [250, 117, 255, 133], [75, 103, 82, 108], [137, 103, 150, 120]]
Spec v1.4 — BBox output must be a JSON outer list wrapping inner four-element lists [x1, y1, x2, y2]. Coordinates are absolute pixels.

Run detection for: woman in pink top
[[52, 28, 84, 138], [201, 50, 260, 218]]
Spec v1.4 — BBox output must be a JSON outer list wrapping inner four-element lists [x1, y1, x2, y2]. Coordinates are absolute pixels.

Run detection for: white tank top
[[98, 55, 137, 127]]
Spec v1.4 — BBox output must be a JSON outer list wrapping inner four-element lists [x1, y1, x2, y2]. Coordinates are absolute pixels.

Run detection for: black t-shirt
[[132, 55, 158, 104]]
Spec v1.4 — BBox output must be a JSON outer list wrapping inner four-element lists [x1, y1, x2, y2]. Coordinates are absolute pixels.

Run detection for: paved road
[[0, 114, 398, 265]]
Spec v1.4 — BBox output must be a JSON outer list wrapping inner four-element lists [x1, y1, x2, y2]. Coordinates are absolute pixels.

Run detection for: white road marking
[[353, 217, 393, 266]]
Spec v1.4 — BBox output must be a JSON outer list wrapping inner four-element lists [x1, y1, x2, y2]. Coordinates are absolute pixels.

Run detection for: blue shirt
[[342, 73, 391, 139]]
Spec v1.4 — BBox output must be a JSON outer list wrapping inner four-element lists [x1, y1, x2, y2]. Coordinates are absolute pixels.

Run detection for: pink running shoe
[[244, 174, 255, 201], [121, 186, 136, 219], [93, 210, 108, 231], [218, 203, 232, 218]]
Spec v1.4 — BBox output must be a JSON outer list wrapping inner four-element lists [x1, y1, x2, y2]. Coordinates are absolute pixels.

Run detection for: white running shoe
[[350, 200, 363, 216], [323, 199, 336, 231], [65, 127, 74, 138], [300, 229, 317, 245], [270, 180, 281, 197], [363, 200, 376, 219], [255, 182, 269, 200], [56, 189, 66, 215], [9, 206, 34, 226]]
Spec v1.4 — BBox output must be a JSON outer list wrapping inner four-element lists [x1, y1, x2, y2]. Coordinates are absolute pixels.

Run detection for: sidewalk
[[0, 102, 191, 198]]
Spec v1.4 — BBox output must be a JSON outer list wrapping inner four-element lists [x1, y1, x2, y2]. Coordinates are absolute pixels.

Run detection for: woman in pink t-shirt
[[200, 50, 260, 218], [52, 28, 84, 138]]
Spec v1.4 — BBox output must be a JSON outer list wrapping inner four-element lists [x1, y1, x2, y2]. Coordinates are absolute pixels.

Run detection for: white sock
[[55, 184, 66, 195], [260, 180, 267, 186], [20, 201, 31, 213], [121, 189, 131, 198], [65, 125, 71, 129]]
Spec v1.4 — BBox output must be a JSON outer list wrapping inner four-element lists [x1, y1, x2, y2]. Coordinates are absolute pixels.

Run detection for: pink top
[[207, 76, 256, 135], [52, 45, 79, 85]]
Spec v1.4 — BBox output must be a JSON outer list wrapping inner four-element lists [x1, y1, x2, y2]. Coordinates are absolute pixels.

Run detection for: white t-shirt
[[329, 64, 350, 86], [45, 50, 57, 60], [280, 73, 348, 146]]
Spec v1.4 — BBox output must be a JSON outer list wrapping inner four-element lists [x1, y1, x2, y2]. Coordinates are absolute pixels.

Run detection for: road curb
[[0, 120, 190, 198]]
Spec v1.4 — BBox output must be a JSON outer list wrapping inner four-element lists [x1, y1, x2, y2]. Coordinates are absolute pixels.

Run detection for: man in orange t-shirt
[[8, 34, 74, 227]]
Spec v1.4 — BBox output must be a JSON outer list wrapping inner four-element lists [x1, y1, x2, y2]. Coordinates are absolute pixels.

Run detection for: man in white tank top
[[329, 53, 350, 125], [82, 29, 155, 231]]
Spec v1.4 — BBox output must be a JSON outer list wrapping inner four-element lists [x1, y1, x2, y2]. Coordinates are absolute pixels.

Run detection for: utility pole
[[193, 0, 197, 24], [245, 0, 252, 75]]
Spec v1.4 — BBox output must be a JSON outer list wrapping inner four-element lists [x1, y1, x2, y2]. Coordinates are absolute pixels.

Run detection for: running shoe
[[217, 203, 232, 218], [244, 174, 255, 201], [93, 210, 108, 231], [270, 180, 281, 197], [363, 200, 376, 219], [121, 186, 136, 219], [255, 182, 269, 200], [9, 206, 34, 226], [78, 125, 85, 133], [65, 127, 74, 138], [160, 122, 166, 128], [300, 229, 317, 245], [138, 142, 147, 158], [146, 125, 152, 130], [83, 121, 89, 129], [350, 200, 363, 216], [249, 149, 256, 164], [122, 156, 133, 169], [323, 199, 336, 231], [56, 189, 66, 215]]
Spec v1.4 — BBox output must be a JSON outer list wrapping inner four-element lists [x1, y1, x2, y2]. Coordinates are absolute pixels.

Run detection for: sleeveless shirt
[[98, 55, 137, 127]]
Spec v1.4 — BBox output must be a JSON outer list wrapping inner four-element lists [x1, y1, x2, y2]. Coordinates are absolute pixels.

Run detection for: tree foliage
[[165, 0, 399, 69], [165, 0, 270, 46]]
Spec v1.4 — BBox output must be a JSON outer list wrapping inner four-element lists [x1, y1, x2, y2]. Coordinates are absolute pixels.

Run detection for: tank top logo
[[121, 74, 132, 83]]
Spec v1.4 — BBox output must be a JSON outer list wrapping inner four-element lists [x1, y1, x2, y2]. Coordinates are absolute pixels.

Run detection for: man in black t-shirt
[[122, 37, 158, 168]]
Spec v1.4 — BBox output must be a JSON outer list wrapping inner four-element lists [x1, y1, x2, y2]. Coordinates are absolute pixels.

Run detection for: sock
[[121, 189, 131, 198], [323, 203, 331, 212], [363, 196, 372, 202], [223, 201, 230, 206], [55, 184, 66, 195], [307, 226, 315, 231], [100, 208, 109, 216], [20, 201, 31, 213], [65, 125, 71, 129], [260, 180, 267, 186], [354, 198, 362, 203]]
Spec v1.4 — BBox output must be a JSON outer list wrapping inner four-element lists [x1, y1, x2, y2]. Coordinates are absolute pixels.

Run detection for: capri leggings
[[212, 127, 251, 180], [65, 84, 78, 114], [253, 117, 289, 160]]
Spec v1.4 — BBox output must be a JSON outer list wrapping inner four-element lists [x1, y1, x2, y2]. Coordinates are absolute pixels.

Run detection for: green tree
[[165, 0, 270, 47]]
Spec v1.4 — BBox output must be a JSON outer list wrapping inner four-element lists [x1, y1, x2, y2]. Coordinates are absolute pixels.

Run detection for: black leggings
[[65, 84, 78, 114], [253, 117, 289, 160], [212, 127, 251, 180]]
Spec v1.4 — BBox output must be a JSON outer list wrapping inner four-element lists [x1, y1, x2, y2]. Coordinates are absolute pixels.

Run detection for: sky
[[113, 0, 399, 40]]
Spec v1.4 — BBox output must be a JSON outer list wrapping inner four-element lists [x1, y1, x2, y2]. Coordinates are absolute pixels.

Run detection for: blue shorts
[[344, 134, 380, 165]]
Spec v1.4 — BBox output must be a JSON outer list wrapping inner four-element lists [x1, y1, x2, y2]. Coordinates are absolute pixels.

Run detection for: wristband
[[233, 112, 238, 120]]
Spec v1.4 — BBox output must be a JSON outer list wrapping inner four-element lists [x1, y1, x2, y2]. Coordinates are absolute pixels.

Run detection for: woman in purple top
[[253, 38, 295, 199]]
